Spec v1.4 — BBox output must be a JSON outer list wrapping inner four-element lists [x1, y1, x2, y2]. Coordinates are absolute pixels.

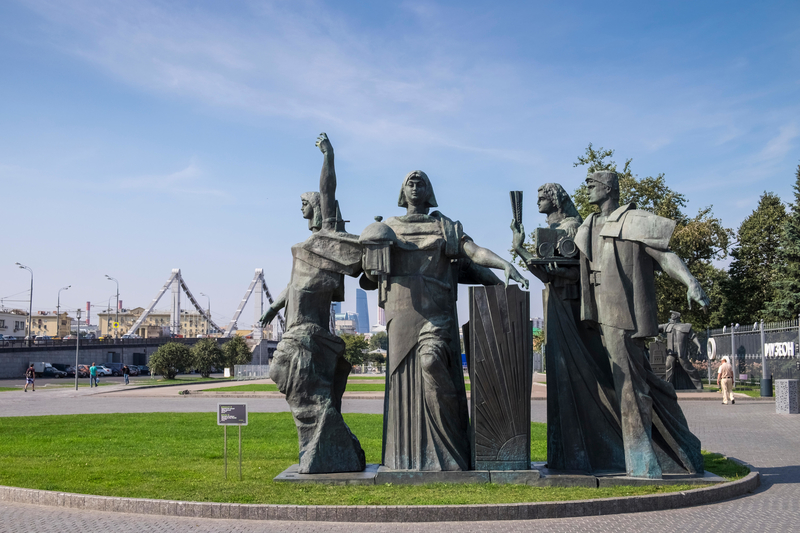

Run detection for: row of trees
[[528, 144, 800, 329], [148, 336, 253, 379], [339, 331, 388, 366]]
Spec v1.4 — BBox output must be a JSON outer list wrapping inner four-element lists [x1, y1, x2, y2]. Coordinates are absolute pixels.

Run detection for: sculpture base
[[274, 464, 722, 486]]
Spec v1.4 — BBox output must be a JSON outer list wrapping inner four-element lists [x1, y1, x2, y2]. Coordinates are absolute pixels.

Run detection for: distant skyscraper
[[356, 289, 370, 334], [332, 302, 341, 314], [377, 302, 386, 327]]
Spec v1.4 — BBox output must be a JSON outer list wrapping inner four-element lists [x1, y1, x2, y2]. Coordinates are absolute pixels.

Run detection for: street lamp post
[[15, 263, 33, 343], [74, 308, 81, 391], [105, 275, 119, 339], [200, 292, 211, 336], [57, 285, 71, 337]]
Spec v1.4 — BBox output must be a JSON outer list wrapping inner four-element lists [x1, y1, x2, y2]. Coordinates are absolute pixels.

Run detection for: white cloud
[[758, 123, 799, 162], [117, 160, 230, 199]]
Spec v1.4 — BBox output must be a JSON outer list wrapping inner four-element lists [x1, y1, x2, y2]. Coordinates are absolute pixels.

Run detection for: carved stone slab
[[776, 379, 799, 414], [465, 285, 531, 471]]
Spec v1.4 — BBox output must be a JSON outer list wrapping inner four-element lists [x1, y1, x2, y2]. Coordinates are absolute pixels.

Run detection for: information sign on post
[[218, 403, 248, 426], [217, 403, 247, 480]]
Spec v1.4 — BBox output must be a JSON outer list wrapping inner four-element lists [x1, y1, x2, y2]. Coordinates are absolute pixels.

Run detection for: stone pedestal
[[464, 285, 531, 471], [775, 379, 799, 414]]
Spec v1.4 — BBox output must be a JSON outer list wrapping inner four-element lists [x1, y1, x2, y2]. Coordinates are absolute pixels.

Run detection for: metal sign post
[[217, 403, 247, 481]]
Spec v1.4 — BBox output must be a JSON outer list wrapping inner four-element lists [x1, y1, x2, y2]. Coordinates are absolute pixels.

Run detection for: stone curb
[[0, 471, 759, 522]]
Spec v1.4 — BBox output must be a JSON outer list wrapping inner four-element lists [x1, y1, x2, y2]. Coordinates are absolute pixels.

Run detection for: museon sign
[[764, 342, 797, 358]]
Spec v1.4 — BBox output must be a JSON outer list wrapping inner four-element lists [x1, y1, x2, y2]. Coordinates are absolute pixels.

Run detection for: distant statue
[[367, 170, 528, 471], [574, 170, 708, 479], [659, 311, 704, 390], [512, 183, 625, 473], [260, 133, 365, 474]]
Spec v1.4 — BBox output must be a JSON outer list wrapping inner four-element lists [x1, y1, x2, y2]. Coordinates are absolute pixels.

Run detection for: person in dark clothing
[[24, 364, 35, 392]]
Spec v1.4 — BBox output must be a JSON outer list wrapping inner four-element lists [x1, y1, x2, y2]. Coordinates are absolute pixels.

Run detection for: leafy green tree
[[722, 192, 787, 323], [191, 338, 223, 378], [766, 165, 800, 320], [149, 342, 192, 380], [221, 336, 252, 369], [340, 333, 368, 365], [365, 350, 387, 366], [368, 331, 388, 351]]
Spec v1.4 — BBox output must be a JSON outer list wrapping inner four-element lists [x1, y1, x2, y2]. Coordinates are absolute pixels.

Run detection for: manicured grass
[[0, 414, 726, 505], [0, 387, 19, 392], [702, 452, 750, 480], [204, 383, 473, 393], [704, 386, 765, 398]]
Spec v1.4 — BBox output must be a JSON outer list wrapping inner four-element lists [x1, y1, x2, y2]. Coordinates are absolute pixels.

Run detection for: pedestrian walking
[[24, 364, 35, 392], [89, 362, 98, 388], [122, 364, 130, 385], [717, 356, 735, 405]]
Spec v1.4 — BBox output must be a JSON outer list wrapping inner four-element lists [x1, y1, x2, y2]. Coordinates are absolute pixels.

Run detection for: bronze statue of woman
[[260, 133, 365, 474], [376, 171, 528, 471], [511, 183, 625, 473]]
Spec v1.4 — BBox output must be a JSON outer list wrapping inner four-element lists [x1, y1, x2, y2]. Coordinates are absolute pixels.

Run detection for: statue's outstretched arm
[[259, 288, 287, 326], [644, 246, 710, 311], [316, 133, 337, 231], [463, 240, 529, 289]]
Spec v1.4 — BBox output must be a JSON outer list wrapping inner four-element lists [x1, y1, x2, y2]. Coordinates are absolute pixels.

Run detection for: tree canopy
[[191, 338, 223, 378], [221, 336, 253, 369], [766, 164, 800, 320], [368, 331, 388, 351], [340, 333, 368, 365], [149, 342, 192, 380]]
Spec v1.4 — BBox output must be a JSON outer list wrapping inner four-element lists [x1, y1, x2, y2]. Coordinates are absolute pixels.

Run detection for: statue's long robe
[[381, 212, 471, 471], [575, 204, 704, 477]]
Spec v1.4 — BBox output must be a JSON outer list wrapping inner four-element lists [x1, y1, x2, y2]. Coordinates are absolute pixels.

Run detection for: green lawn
[[704, 385, 765, 398], [131, 377, 234, 387], [204, 383, 472, 392], [0, 414, 741, 505]]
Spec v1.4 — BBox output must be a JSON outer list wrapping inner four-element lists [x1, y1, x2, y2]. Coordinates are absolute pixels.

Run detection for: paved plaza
[[1, 382, 798, 532]]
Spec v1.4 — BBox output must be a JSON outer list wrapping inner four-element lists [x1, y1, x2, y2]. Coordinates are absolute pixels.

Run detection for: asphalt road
[[0, 384, 797, 532]]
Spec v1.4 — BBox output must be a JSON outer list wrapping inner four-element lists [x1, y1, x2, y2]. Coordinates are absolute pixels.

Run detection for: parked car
[[126, 365, 140, 376], [137, 365, 151, 376], [76, 364, 90, 378], [37, 367, 67, 378], [51, 364, 76, 378], [4, 335, 17, 341], [104, 363, 124, 376], [96, 365, 112, 377], [63, 335, 78, 340]]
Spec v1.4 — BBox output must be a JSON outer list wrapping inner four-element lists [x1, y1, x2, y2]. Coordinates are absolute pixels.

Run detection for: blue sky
[[2, 0, 799, 327]]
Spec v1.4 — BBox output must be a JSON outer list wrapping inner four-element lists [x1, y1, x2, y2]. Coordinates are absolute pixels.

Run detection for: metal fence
[[707, 317, 800, 384], [0, 336, 203, 350], [234, 364, 270, 381]]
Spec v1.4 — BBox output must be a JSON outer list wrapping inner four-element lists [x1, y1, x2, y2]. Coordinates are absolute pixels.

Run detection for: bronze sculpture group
[[262, 134, 708, 480]]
